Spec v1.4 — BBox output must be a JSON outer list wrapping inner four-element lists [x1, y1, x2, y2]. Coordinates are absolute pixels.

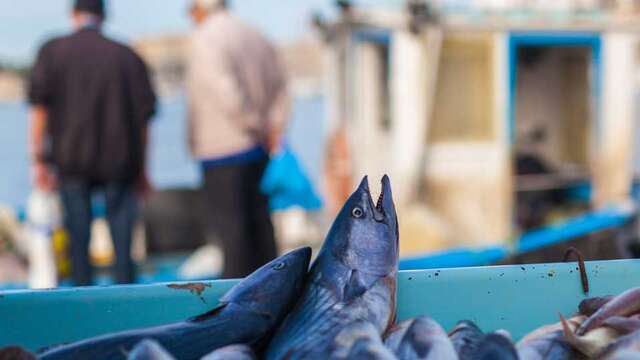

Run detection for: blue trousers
[[59, 180, 137, 286]]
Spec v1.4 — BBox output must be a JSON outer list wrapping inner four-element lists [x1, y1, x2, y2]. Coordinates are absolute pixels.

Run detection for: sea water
[[0, 95, 325, 210]]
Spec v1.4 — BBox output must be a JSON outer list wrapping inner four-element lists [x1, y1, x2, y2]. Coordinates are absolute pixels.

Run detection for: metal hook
[[563, 247, 589, 294]]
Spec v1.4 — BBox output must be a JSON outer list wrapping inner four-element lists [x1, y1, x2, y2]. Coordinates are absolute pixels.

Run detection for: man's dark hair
[[74, 0, 105, 17]]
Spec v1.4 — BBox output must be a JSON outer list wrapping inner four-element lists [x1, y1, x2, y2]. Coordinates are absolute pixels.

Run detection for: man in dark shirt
[[28, 0, 156, 285]]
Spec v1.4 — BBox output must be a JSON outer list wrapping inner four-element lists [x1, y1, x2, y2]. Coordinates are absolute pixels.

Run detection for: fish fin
[[560, 313, 589, 356], [188, 302, 227, 323], [343, 270, 377, 303]]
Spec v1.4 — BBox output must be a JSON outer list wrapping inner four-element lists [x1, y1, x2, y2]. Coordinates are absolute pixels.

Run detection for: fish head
[[221, 247, 311, 320], [325, 175, 399, 277]]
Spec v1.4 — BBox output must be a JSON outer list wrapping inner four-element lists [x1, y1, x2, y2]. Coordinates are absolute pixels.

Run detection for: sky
[[0, 0, 400, 65]]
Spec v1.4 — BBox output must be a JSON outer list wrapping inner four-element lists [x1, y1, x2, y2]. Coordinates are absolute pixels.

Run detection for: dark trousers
[[59, 180, 137, 286], [203, 159, 277, 279]]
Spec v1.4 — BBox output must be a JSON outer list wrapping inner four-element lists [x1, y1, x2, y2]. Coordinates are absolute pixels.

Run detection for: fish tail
[[560, 313, 589, 356]]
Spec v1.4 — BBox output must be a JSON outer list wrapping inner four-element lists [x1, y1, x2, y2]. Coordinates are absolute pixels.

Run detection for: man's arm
[[266, 51, 291, 154]]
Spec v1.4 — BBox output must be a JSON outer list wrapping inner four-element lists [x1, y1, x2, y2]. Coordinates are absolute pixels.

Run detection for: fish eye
[[273, 262, 287, 270], [352, 207, 364, 218]]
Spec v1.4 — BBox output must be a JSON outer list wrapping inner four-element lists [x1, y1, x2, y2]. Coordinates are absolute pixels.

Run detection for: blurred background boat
[[3, 0, 640, 287]]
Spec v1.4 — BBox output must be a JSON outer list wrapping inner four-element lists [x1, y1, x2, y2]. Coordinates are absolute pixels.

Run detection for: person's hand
[[136, 172, 153, 199], [31, 161, 57, 192], [266, 127, 283, 156]]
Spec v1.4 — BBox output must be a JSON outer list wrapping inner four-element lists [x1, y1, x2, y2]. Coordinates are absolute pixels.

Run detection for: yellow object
[[52, 228, 71, 278]]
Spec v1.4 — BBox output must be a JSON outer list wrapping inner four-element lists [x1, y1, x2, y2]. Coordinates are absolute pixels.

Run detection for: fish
[[518, 316, 586, 345], [384, 316, 457, 360], [578, 296, 613, 317], [0, 346, 36, 360], [517, 330, 576, 360], [603, 315, 640, 335], [128, 340, 175, 360], [330, 321, 397, 360], [471, 333, 518, 360], [597, 329, 640, 359], [560, 314, 619, 357], [607, 350, 640, 360], [39, 247, 312, 360], [201, 345, 256, 360], [347, 337, 398, 360], [265, 176, 399, 360], [448, 320, 484, 360], [576, 288, 640, 335]]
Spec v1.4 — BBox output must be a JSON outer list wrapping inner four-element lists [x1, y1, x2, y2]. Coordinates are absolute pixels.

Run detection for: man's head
[[189, 0, 227, 25], [72, 0, 105, 29]]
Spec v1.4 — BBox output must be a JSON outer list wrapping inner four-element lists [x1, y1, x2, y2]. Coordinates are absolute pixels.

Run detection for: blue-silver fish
[[39, 247, 311, 360], [597, 329, 640, 359], [201, 345, 256, 360], [330, 321, 397, 360], [472, 333, 518, 360], [265, 176, 399, 360], [385, 317, 457, 360], [347, 337, 398, 360], [448, 321, 484, 360], [128, 340, 175, 360]]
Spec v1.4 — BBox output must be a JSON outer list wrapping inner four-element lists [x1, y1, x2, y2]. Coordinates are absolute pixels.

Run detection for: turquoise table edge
[[2, 259, 640, 351]]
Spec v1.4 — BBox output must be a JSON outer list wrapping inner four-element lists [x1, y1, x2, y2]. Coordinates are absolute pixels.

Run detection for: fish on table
[[517, 316, 584, 360], [201, 344, 256, 360], [346, 337, 398, 360], [604, 316, 640, 336], [597, 329, 640, 359], [265, 176, 399, 360], [330, 321, 397, 360], [577, 288, 640, 336], [38, 247, 311, 360], [448, 320, 484, 360], [471, 333, 518, 360], [385, 316, 457, 360], [128, 340, 175, 360], [578, 296, 614, 317], [560, 314, 619, 357]]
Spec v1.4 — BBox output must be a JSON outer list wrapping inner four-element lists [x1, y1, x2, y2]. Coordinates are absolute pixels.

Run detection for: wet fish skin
[[603, 315, 640, 335], [0, 346, 36, 360], [331, 321, 383, 359], [201, 345, 256, 360], [385, 317, 457, 360], [265, 176, 399, 360], [518, 316, 586, 345], [448, 320, 484, 360], [577, 288, 640, 335], [39, 247, 312, 360], [346, 338, 398, 360], [560, 314, 619, 357], [329, 321, 397, 360], [606, 350, 640, 360], [471, 333, 518, 360], [128, 340, 175, 360], [597, 329, 640, 359], [517, 330, 575, 360], [578, 296, 613, 317]]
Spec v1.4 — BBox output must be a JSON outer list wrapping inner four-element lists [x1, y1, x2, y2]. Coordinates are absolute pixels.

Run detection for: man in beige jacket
[[188, 0, 290, 278]]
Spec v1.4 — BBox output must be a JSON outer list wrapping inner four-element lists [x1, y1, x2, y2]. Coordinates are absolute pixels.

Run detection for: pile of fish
[[3, 176, 640, 360]]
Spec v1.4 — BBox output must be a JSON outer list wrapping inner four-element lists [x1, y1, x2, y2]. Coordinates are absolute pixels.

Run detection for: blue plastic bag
[[260, 146, 323, 211]]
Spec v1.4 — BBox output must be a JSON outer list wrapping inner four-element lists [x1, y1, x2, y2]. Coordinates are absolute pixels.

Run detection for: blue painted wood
[[3, 260, 640, 351]]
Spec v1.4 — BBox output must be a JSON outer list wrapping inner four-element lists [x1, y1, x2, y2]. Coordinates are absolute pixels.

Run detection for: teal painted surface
[[3, 260, 640, 351]]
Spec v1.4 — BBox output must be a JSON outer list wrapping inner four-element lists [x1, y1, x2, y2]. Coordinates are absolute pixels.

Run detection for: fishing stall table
[[2, 259, 640, 351]]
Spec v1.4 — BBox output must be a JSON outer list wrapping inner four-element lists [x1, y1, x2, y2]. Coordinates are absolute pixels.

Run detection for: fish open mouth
[[375, 183, 384, 213]]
